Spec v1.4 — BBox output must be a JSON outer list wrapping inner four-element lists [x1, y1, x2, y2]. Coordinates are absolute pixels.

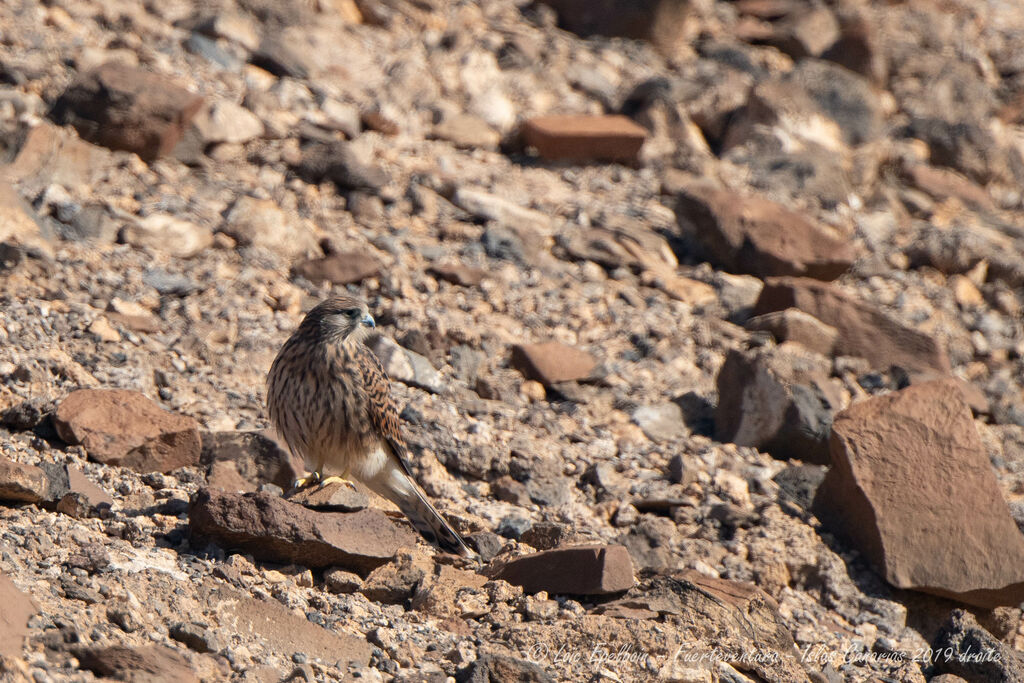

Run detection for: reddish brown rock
[[292, 250, 382, 285], [287, 481, 369, 511], [675, 183, 857, 280], [814, 380, 1024, 608], [0, 457, 51, 504], [428, 263, 487, 287], [204, 584, 371, 667], [510, 342, 597, 386], [594, 569, 810, 681], [904, 163, 993, 209], [77, 645, 198, 683], [745, 308, 840, 356], [754, 277, 952, 373], [0, 457, 112, 513], [51, 63, 204, 162], [521, 115, 647, 164], [188, 488, 418, 573], [53, 389, 202, 472], [488, 545, 634, 595], [0, 572, 36, 657]]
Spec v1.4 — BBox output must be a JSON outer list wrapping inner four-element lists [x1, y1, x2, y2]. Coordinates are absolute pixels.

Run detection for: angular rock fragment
[[206, 584, 372, 665], [77, 645, 199, 683], [428, 263, 487, 287], [460, 654, 554, 683], [521, 115, 647, 164], [431, 114, 500, 150], [53, 389, 202, 473], [0, 572, 36, 657], [368, 336, 443, 394], [188, 488, 418, 573], [675, 183, 856, 280], [292, 140, 389, 192], [51, 63, 204, 162], [488, 545, 634, 595], [745, 308, 839, 357], [932, 610, 1024, 681], [510, 342, 596, 386], [287, 481, 369, 511], [754, 277, 951, 373], [121, 214, 213, 259], [715, 344, 842, 463], [292, 250, 382, 285], [538, 0, 693, 52], [200, 430, 302, 492], [7, 122, 110, 192], [814, 379, 1024, 608]]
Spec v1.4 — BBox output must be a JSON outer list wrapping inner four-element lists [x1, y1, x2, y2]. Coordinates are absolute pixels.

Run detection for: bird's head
[[301, 295, 376, 342]]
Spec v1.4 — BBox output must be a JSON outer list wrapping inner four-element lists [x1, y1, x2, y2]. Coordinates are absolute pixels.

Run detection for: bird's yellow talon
[[318, 475, 358, 490]]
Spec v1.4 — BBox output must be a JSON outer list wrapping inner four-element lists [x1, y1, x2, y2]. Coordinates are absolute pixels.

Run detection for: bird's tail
[[367, 465, 475, 558]]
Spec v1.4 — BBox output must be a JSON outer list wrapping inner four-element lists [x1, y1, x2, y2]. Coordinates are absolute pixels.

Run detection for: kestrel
[[266, 295, 473, 557]]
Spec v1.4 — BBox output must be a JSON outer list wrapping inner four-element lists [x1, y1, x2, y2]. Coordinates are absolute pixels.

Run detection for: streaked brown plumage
[[266, 295, 473, 557]]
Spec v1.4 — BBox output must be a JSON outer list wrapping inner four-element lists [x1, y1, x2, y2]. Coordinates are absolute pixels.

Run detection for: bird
[[266, 294, 474, 557]]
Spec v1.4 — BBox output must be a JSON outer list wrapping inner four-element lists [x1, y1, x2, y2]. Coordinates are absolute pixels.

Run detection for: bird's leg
[[292, 469, 323, 490]]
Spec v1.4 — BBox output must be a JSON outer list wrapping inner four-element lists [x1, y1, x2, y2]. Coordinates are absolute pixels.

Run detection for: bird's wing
[[353, 342, 417, 479]]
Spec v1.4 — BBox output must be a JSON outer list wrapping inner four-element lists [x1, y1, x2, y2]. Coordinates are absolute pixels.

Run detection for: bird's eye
[[344, 308, 361, 318]]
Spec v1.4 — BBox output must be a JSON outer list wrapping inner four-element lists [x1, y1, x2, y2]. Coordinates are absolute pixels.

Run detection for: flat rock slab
[[814, 379, 1024, 608], [521, 115, 647, 164], [292, 250, 382, 285], [188, 488, 418, 573], [0, 457, 112, 512], [511, 342, 597, 386], [54, 389, 201, 473], [205, 584, 371, 668], [287, 481, 369, 511], [0, 572, 36, 657], [754, 276, 951, 374], [488, 544, 634, 595], [77, 645, 198, 683], [51, 62, 204, 162], [675, 183, 857, 281]]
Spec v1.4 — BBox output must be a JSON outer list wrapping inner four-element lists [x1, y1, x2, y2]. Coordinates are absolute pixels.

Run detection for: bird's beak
[[361, 313, 375, 328]]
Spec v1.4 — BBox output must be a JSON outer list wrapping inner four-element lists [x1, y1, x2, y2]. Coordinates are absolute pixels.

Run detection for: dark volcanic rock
[[932, 609, 1024, 681]]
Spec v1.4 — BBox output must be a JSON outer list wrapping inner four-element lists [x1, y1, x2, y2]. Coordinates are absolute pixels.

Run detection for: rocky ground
[[1, 0, 1024, 681]]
